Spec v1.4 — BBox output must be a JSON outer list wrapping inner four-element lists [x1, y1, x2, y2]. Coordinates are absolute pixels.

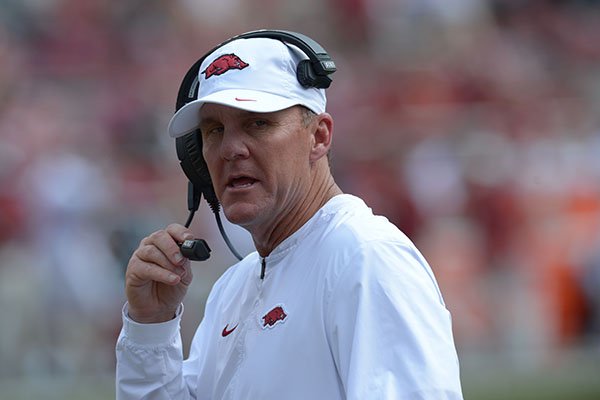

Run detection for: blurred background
[[1, 0, 600, 398]]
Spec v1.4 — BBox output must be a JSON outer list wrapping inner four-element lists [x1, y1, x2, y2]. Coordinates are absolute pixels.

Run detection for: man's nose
[[220, 129, 249, 161]]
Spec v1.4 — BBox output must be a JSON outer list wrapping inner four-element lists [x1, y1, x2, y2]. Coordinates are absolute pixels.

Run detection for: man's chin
[[222, 203, 260, 228]]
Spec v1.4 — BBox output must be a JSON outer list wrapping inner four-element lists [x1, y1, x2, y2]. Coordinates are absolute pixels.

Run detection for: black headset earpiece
[[174, 54, 217, 214], [173, 30, 335, 261], [229, 30, 336, 88], [175, 131, 218, 211]]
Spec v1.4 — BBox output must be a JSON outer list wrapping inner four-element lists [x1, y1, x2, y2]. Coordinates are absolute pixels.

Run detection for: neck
[[252, 172, 342, 258]]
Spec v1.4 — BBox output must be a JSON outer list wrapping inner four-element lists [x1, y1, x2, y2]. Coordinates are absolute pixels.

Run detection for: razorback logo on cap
[[202, 53, 249, 79], [261, 305, 287, 329]]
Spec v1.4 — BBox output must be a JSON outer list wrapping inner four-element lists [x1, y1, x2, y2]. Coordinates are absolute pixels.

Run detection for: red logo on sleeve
[[202, 54, 249, 79]]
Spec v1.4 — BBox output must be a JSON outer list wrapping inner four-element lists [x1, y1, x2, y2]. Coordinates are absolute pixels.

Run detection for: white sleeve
[[115, 303, 197, 400], [326, 240, 463, 400]]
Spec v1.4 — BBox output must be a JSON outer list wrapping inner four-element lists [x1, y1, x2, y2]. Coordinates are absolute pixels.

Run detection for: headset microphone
[[180, 238, 211, 261], [179, 181, 243, 262], [178, 181, 212, 261]]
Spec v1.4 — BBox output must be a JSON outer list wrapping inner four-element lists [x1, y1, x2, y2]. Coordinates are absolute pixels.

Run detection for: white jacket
[[116, 194, 463, 399]]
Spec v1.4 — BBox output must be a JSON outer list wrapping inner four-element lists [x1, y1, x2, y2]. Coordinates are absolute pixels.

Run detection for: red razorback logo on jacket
[[202, 54, 249, 79], [262, 306, 287, 328]]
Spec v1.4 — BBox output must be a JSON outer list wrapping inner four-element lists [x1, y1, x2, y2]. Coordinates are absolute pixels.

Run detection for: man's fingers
[[127, 224, 196, 289], [166, 223, 194, 242], [179, 258, 193, 286], [137, 244, 176, 270], [142, 224, 193, 266], [128, 259, 181, 286], [147, 230, 183, 266]]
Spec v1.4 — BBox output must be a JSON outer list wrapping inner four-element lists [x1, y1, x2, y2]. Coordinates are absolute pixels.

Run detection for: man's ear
[[309, 113, 334, 163]]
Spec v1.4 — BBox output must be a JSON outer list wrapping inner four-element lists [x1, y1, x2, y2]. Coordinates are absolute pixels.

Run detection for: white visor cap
[[167, 37, 327, 138]]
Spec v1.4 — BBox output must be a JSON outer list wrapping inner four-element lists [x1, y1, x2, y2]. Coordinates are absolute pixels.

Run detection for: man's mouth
[[228, 176, 257, 189]]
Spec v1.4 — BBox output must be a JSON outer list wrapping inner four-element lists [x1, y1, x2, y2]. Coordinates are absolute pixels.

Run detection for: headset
[[173, 29, 336, 261]]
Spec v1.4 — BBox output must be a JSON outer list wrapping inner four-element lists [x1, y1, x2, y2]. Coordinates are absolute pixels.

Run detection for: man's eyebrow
[[198, 116, 220, 128]]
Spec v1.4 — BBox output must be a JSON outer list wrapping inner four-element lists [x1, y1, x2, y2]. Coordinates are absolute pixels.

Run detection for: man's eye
[[251, 119, 268, 128], [203, 126, 224, 136]]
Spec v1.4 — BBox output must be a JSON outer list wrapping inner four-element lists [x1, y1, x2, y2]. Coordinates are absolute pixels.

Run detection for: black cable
[[183, 183, 243, 261], [184, 210, 195, 228], [214, 212, 243, 261]]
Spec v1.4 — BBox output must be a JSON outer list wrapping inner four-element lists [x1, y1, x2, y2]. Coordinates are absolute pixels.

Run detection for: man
[[116, 32, 463, 399]]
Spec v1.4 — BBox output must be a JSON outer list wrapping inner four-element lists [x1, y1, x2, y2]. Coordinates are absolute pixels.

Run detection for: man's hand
[[125, 224, 194, 323]]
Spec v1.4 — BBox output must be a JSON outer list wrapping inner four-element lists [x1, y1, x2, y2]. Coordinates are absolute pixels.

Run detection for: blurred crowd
[[1, 0, 600, 381]]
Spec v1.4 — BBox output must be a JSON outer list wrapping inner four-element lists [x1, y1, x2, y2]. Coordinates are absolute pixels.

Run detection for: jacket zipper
[[260, 257, 266, 280]]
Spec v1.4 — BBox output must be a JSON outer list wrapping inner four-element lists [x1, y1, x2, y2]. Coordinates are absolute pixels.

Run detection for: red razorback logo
[[262, 306, 287, 328], [202, 54, 249, 79]]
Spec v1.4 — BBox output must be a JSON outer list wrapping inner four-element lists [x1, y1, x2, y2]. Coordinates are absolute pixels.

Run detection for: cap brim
[[167, 89, 300, 138]]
